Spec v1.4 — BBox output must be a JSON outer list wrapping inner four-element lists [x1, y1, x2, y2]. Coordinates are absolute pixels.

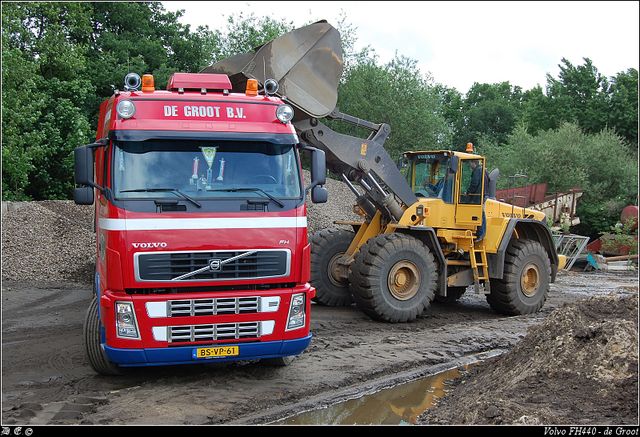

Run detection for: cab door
[[455, 158, 484, 228]]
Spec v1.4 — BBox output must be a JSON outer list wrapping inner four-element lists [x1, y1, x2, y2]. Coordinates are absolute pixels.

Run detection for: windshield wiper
[[208, 187, 284, 208], [120, 188, 202, 208]]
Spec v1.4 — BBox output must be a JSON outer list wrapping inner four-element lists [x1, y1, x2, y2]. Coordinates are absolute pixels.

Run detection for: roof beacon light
[[246, 79, 259, 96], [276, 104, 294, 124], [466, 142, 474, 152], [142, 74, 155, 92]]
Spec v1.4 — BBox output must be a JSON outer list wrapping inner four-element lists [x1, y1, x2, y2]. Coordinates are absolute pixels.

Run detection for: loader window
[[405, 153, 454, 204], [459, 159, 484, 205], [112, 140, 302, 201]]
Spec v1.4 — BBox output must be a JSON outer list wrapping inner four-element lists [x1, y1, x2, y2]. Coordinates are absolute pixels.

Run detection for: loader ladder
[[469, 232, 490, 294]]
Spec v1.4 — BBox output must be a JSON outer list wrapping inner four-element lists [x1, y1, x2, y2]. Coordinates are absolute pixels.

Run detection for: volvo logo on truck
[[208, 259, 221, 271], [132, 242, 168, 249]]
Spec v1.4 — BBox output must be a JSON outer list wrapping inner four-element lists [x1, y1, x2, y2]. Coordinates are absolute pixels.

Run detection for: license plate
[[193, 346, 239, 359]]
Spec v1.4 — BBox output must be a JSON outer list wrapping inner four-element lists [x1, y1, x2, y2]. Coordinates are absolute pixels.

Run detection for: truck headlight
[[276, 104, 294, 123], [116, 301, 140, 339], [286, 293, 306, 330], [116, 99, 136, 119]]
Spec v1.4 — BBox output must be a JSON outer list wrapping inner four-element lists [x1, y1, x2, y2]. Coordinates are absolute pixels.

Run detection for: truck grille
[[168, 297, 259, 317], [135, 249, 290, 282], [168, 322, 260, 343]]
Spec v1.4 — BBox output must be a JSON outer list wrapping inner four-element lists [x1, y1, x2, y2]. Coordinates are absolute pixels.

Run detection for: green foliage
[[329, 50, 450, 158], [1, 2, 93, 200], [1, 1, 217, 201], [522, 58, 638, 149], [606, 68, 639, 147], [441, 81, 525, 150], [1, 1, 637, 234], [480, 122, 638, 238], [208, 12, 295, 61]]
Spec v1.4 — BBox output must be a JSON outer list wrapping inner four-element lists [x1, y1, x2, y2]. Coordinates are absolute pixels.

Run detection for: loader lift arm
[[295, 110, 418, 222], [203, 20, 417, 223]]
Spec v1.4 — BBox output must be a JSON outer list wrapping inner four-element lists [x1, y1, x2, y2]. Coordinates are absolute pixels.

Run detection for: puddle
[[273, 364, 478, 425]]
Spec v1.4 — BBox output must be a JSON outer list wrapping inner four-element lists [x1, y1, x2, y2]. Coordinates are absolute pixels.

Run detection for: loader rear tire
[[83, 296, 125, 375], [349, 233, 438, 322], [487, 239, 550, 315], [310, 228, 355, 306]]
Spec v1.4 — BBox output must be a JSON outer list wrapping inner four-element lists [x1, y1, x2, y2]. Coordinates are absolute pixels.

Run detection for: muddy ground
[[1, 198, 639, 426], [2, 271, 638, 426]]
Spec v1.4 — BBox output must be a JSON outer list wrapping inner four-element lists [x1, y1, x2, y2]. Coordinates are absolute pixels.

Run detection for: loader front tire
[[310, 228, 355, 306], [349, 233, 438, 322], [487, 239, 550, 315]]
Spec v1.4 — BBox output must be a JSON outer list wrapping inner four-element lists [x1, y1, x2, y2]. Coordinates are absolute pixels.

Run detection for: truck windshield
[[113, 140, 302, 201], [404, 153, 454, 204]]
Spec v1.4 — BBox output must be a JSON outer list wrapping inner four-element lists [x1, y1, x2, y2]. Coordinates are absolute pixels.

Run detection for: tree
[[330, 51, 450, 159], [481, 122, 638, 239], [522, 58, 638, 151], [1, 2, 217, 200], [455, 81, 524, 150], [606, 68, 638, 147], [83, 2, 219, 123], [208, 12, 295, 62], [1, 2, 93, 200]]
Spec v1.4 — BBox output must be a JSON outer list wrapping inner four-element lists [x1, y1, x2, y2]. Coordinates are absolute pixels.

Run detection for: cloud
[[163, 1, 639, 92]]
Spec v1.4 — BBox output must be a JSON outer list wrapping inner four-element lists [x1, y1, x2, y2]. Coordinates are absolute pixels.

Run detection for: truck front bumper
[[103, 334, 312, 367]]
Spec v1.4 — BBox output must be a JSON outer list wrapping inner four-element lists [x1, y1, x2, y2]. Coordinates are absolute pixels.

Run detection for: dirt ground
[[2, 270, 638, 426]]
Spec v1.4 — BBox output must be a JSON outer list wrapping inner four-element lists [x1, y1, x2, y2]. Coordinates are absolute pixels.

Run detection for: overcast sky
[[162, 1, 639, 93]]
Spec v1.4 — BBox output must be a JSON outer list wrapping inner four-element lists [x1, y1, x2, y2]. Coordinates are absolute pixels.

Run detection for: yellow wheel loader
[[204, 21, 566, 322]]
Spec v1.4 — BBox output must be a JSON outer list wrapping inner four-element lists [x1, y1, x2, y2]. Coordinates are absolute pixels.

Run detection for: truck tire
[[83, 296, 124, 375], [349, 233, 438, 322], [261, 355, 295, 366], [487, 239, 550, 315], [310, 228, 355, 306]]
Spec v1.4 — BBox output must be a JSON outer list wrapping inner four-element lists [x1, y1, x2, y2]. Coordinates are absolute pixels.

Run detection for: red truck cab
[[74, 72, 327, 374]]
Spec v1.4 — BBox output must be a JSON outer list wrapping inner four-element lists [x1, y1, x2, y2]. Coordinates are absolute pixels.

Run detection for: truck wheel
[[261, 355, 295, 366], [487, 239, 550, 315], [83, 296, 124, 375], [349, 233, 438, 322], [310, 228, 355, 306]]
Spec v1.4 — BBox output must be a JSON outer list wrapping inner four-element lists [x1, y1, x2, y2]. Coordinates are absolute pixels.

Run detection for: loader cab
[[402, 151, 456, 204], [401, 150, 485, 230]]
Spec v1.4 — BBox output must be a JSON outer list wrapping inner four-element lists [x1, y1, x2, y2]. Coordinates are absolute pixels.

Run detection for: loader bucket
[[201, 20, 343, 119]]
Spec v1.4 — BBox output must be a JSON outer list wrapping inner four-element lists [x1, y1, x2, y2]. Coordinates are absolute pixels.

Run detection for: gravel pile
[[1, 171, 361, 283], [2, 200, 96, 282]]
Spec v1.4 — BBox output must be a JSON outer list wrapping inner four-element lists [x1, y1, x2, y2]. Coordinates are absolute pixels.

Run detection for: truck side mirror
[[309, 147, 326, 186], [299, 143, 327, 203], [311, 186, 328, 203], [74, 143, 104, 205], [74, 186, 94, 205], [74, 145, 94, 187]]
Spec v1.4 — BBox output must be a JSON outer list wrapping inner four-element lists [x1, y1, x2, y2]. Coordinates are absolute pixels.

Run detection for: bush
[[479, 122, 638, 238]]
